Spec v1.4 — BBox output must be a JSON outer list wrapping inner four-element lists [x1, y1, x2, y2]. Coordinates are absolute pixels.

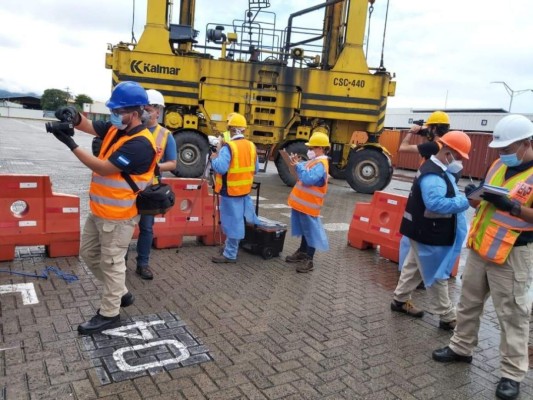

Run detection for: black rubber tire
[[345, 148, 393, 194], [172, 130, 209, 178], [328, 161, 346, 180], [274, 141, 308, 187], [261, 247, 274, 260]]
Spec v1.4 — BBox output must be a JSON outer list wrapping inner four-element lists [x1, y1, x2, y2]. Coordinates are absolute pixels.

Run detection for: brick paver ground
[[1, 117, 532, 399]]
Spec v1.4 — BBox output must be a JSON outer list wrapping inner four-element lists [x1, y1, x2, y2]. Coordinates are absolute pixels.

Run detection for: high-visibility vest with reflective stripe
[[152, 124, 170, 164], [467, 159, 533, 264], [287, 158, 329, 217], [214, 139, 256, 196], [89, 126, 157, 220]]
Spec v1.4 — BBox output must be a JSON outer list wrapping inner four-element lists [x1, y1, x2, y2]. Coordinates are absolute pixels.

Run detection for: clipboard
[[279, 149, 298, 179], [467, 184, 509, 201]]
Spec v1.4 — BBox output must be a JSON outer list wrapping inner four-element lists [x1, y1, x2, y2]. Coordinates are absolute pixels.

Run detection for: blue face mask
[[500, 153, 521, 167], [500, 143, 525, 167], [110, 112, 127, 130]]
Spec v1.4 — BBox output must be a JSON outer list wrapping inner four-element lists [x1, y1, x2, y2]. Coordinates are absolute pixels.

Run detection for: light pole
[[491, 81, 533, 112]]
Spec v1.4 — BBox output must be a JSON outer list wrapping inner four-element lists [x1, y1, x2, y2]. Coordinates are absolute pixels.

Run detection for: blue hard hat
[[105, 81, 148, 110]]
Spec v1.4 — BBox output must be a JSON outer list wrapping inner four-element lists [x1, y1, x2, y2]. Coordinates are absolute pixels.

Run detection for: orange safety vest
[[287, 157, 329, 217], [467, 159, 533, 264], [89, 127, 157, 220], [152, 124, 171, 164], [214, 138, 256, 196]]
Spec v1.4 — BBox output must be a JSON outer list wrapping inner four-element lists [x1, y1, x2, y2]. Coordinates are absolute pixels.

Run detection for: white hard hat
[[489, 114, 533, 148], [146, 89, 165, 106]]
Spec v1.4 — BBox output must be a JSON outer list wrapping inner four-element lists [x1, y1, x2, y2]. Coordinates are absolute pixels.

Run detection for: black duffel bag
[[122, 168, 175, 215]]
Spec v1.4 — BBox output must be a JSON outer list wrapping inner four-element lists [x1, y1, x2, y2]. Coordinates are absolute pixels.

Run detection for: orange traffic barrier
[[348, 191, 407, 263], [132, 178, 224, 249], [0, 174, 80, 261]]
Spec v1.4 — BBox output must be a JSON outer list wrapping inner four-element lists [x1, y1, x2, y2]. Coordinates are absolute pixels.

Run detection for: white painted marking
[[260, 204, 291, 209], [280, 213, 291, 218], [20, 182, 38, 188], [102, 320, 166, 340], [19, 221, 37, 227], [0, 283, 38, 305], [250, 195, 267, 201], [113, 339, 190, 372], [0, 346, 19, 352], [62, 207, 79, 213], [323, 223, 350, 232], [154, 217, 166, 223], [379, 227, 391, 234]]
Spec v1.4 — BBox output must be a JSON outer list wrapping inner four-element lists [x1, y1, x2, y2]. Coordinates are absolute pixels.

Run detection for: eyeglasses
[[111, 108, 133, 116]]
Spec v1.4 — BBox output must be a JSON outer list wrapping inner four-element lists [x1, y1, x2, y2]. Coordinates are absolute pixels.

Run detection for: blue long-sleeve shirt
[[295, 157, 327, 187], [211, 135, 259, 178], [419, 156, 469, 214]]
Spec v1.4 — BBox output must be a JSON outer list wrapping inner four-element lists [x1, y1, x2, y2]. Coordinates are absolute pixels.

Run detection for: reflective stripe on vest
[[214, 139, 256, 196], [467, 159, 533, 264], [287, 158, 329, 217], [89, 126, 157, 220]]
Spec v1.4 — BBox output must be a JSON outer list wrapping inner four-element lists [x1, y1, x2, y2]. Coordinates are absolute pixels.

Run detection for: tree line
[[40, 89, 93, 111]]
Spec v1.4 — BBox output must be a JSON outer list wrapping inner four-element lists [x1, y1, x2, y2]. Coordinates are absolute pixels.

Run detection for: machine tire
[[345, 148, 392, 194], [261, 247, 274, 260], [274, 141, 308, 187], [172, 130, 209, 178], [328, 161, 346, 180]]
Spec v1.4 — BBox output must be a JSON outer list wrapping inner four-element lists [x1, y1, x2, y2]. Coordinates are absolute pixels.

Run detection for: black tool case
[[240, 182, 287, 259]]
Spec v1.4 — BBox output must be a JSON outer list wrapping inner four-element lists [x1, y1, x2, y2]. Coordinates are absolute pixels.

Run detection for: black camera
[[45, 108, 76, 136], [413, 119, 424, 126]]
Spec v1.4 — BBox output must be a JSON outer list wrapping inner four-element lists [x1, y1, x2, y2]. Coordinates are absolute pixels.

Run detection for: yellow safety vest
[[152, 124, 170, 164], [467, 159, 533, 264], [89, 127, 157, 220], [214, 139, 256, 196], [287, 158, 329, 217]]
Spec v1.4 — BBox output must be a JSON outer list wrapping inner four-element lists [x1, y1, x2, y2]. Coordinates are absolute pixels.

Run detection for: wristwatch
[[510, 201, 522, 217]]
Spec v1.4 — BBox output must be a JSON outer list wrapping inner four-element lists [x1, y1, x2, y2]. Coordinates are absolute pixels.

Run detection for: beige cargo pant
[[393, 240, 457, 323], [449, 244, 533, 381], [80, 213, 139, 317]]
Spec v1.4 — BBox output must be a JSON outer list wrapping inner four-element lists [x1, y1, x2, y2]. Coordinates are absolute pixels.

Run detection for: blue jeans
[[136, 214, 154, 267]]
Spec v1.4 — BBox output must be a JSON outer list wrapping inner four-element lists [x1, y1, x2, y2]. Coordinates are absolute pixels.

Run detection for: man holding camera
[[50, 81, 157, 335], [210, 113, 258, 263], [399, 110, 450, 160], [135, 89, 177, 280]]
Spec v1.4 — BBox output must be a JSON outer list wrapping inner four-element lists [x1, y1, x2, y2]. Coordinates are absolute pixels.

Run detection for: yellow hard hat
[[227, 113, 247, 128], [426, 111, 450, 125], [306, 132, 330, 147], [226, 112, 236, 123]]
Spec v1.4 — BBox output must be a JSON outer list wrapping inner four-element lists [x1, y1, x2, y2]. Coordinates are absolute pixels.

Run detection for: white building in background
[[385, 108, 533, 132]]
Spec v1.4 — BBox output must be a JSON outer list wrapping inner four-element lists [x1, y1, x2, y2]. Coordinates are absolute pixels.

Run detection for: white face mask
[[306, 150, 316, 160], [446, 153, 463, 174]]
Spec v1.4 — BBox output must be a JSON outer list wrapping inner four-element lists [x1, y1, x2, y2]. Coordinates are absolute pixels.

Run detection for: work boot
[[296, 259, 314, 273], [211, 255, 237, 263], [390, 300, 424, 318], [495, 377, 520, 400], [136, 266, 154, 280], [120, 292, 135, 308], [439, 320, 457, 331], [78, 312, 120, 335], [416, 281, 426, 290], [432, 346, 472, 363], [285, 251, 308, 263]]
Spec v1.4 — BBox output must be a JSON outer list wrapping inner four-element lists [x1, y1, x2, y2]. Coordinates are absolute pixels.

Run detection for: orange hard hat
[[438, 130, 471, 159]]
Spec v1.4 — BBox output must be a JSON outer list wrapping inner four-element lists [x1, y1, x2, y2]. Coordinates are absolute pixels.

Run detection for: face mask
[[110, 112, 127, 130], [500, 144, 524, 167], [445, 153, 463, 174], [306, 150, 316, 160]]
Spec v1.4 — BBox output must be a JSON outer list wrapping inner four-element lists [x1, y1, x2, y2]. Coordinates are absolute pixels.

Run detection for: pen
[[469, 175, 474, 185]]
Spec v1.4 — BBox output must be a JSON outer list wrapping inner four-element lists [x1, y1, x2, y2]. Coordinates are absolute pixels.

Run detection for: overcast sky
[[1, 0, 532, 113]]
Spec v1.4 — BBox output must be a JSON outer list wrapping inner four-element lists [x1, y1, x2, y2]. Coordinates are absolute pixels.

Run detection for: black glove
[[54, 106, 81, 125], [52, 129, 79, 151], [464, 183, 478, 197], [480, 192, 514, 212]]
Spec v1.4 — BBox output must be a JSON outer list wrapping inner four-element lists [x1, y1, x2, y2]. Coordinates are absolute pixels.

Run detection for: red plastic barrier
[[0, 174, 80, 261], [133, 178, 224, 249], [347, 191, 408, 263]]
